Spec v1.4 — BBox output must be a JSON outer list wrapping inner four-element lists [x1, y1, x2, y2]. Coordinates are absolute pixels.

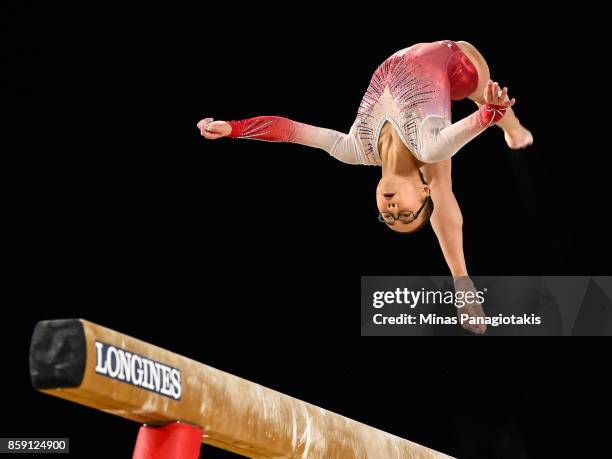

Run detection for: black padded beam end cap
[[29, 319, 86, 389]]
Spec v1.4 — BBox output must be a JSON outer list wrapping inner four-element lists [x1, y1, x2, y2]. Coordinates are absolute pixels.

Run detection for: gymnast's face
[[376, 175, 430, 233]]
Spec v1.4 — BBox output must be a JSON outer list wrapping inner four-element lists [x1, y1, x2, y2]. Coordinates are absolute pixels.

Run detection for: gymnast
[[196, 40, 533, 334]]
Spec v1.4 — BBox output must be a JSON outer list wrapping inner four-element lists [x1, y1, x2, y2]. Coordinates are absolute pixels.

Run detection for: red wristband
[[478, 104, 507, 127]]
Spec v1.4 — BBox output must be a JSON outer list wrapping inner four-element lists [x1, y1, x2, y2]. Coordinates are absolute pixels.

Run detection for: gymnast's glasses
[[378, 197, 429, 225]]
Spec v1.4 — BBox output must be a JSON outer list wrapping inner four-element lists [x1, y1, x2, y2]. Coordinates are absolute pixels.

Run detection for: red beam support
[[133, 422, 203, 459]]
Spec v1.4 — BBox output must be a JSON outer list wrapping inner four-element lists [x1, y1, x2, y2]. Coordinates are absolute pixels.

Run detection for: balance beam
[[30, 319, 453, 458]]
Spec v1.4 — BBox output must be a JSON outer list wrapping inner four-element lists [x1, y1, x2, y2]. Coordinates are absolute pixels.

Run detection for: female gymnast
[[197, 40, 533, 334]]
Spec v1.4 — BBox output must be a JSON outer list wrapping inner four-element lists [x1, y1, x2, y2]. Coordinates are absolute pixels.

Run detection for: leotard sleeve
[[418, 103, 508, 163], [226, 115, 369, 165]]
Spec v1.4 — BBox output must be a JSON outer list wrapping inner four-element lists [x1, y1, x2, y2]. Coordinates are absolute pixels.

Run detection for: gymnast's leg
[[424, 160, 487, 334]]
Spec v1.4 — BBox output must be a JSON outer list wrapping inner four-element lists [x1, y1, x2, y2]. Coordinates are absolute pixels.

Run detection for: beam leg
[[133, 422, 202, 459]]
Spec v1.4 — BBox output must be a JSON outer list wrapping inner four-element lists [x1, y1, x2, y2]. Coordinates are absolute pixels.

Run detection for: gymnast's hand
[[484, 81, 534, 149], [197, 117, 232, 140], [484, 80, 515, 107]]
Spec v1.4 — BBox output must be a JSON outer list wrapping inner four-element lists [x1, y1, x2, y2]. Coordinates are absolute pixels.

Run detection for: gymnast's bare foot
[[454, 276, 487, 335], [504, 125, 533, 149]]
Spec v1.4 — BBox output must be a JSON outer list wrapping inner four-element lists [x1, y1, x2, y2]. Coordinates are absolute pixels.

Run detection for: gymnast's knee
[[455, 41, 490, 104]]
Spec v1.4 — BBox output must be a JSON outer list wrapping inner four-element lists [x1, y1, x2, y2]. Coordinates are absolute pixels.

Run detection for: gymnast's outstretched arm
[[422, 160, 467, 279], [422, 159, 486, 334], [196, 115, 366, 165]]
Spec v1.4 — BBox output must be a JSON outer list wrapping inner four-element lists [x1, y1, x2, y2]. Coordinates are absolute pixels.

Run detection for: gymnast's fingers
[[501, 87, 509, 104], [490, 81, 497, 103], [485, 80, 493, 103], [197, 118, 213, 135], [197, 117, 213, 129], [206, 121, 225, 133], [493, 82, 500, 104]]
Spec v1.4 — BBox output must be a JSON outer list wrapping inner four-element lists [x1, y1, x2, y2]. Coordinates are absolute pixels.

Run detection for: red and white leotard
[[226, 40, 506, 165]]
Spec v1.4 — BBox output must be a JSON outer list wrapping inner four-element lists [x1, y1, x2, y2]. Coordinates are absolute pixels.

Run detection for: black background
[[3, 1, 610, 458]]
